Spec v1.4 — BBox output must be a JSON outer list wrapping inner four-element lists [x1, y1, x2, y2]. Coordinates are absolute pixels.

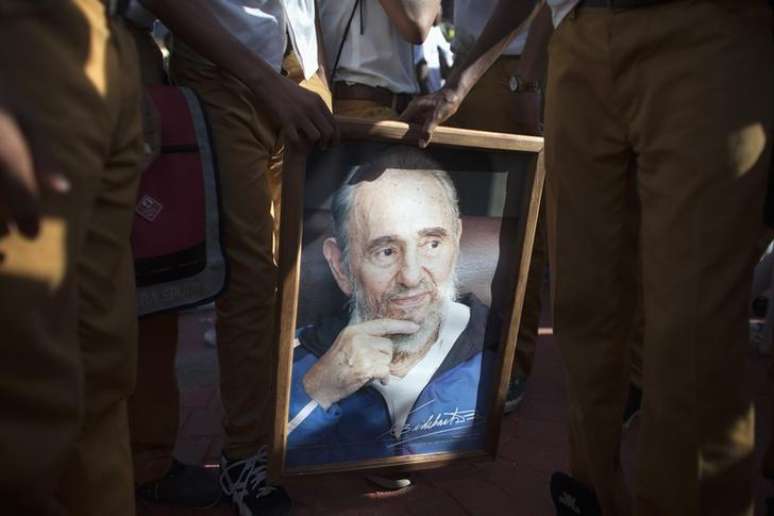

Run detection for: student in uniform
[[0, 0, 144, 514], [403, 0, 773, 514], [446, 0, 549, 413], [137, 1, 335, 514], [319, 0, 441, 121]]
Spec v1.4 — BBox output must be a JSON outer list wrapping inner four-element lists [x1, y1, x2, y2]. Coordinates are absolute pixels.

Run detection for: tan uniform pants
[[130, 49, 332, 476], [0, 0, 142, 514], [545, 1, 773, 515], [446, 55, 546, 381]]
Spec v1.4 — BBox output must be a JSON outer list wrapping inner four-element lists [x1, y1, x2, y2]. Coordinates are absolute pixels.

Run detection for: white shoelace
[[220, 447, 277, 504]]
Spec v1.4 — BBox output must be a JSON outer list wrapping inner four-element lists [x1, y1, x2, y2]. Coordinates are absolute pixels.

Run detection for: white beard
[[348, 275, 457, 358]]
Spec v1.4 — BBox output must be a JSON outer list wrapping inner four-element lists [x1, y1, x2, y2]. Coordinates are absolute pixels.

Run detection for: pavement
[[136, 307, 774, 516]]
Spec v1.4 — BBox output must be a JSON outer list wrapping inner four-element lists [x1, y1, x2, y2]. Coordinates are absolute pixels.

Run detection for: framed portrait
[[271, 117, 545, 478]]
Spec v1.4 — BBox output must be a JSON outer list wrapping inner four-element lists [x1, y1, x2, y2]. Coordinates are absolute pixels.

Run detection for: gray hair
[[330, 148, 460, 263]]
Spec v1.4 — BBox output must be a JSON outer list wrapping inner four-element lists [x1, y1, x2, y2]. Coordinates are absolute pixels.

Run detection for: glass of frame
[[271, 117, 545, 478]]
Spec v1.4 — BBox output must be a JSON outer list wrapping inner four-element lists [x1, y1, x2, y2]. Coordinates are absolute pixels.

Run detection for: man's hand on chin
[[302, 319, 420, 409]]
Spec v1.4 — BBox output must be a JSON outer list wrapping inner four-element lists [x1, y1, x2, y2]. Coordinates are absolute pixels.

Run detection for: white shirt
[[414, 25, 454, 92], [370, 301, 470, 439], [547, 0, 581, 27], [174, 0, 320, 79], [320, 0, 419, 94]]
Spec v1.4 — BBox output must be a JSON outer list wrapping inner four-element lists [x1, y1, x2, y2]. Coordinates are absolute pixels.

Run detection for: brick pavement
[[136, 308, 774, 516]]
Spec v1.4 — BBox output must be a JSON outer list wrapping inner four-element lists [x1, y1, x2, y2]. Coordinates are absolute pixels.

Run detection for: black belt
[[578, 0, 674, 7], [333, 82, 414, 115]]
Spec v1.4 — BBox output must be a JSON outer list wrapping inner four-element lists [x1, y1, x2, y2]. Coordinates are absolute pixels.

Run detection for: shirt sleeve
[[286, 350, 344, 445]]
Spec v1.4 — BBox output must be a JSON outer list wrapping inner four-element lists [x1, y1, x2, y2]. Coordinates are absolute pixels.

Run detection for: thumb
[[419, 114, 439, 149]]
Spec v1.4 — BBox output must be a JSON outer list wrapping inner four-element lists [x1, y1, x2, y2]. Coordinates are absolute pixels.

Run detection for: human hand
[[0, 104, 69, 238], [248, 73, 339, 150], [400, 86, 464, 148], [302, 318, 420, 409]]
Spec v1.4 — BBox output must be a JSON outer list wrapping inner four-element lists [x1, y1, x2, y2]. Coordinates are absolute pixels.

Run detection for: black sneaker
[[136, 459, 222, 508], [504, 377, 527, 414], [219, 446, 291, 516], [622, 383, 642, 429], [550, 472, 601, 516]]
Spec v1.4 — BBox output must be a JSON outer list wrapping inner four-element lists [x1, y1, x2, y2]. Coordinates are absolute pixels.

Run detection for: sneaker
[[366, 474, 412, 490], [622, 383, 642, 429], [220, 447, 291, 516], [504, 377, 527, 414], [136, 459, 222, 508], [550, 472, 601, 516]]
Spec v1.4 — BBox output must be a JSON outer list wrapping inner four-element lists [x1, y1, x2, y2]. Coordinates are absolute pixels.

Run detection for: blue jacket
[[286, 295, 498, 468]]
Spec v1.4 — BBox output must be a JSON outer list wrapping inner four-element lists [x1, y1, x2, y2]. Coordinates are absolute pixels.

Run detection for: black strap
[[330, 0, 361, 84]]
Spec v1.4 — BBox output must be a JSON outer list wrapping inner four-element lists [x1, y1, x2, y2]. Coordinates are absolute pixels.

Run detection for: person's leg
[[616, 2, 773, 515], [545, 8, 636, 515], [122, 20, 186, 492], [130, 313, 179, 485], [170, 52, 279, 463], [624, 177, 644, 427], [0, 1, 140, 514], [56, 7, 143, 514], [446, 56, 544, 388]]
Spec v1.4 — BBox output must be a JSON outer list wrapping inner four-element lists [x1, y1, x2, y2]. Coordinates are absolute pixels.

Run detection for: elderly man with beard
[[286, 151, 497, 467]]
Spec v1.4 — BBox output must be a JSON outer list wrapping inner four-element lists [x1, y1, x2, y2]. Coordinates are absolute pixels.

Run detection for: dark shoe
[[220, 446, 291, 516], [136, 459, 222, 508], [550, 472, 601, 516], [622, 383, 642, 429], [504, 377, 527, 414]]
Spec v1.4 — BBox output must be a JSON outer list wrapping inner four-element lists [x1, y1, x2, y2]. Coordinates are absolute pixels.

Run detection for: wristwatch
[[508, 74, 542, 94]]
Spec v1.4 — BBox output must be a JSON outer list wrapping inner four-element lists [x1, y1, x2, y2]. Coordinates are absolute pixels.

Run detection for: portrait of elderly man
[[286, 150, 499, 467]]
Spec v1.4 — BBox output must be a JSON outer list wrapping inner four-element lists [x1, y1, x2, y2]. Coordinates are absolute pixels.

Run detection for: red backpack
[[131, 85, 226, 316]]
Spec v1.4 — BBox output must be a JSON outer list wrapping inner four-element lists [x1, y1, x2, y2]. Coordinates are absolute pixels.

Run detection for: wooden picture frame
[[270, 116, 545, 479]]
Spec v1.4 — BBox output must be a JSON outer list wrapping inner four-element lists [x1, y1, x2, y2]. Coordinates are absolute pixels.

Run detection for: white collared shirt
[[370, 301, 471, 439], [171, 0, 320, 79], [319, 0, 419, 94]]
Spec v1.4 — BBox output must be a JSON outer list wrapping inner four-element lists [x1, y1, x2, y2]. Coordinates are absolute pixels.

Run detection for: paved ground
[[137, 307, 774, 516]]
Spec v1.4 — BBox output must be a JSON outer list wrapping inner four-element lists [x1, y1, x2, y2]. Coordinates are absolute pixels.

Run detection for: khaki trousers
[[545, 2, 773, 515], [446, 55, 546, 381], [0, 1, 142, 514], [137, 50, 332, 463]]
